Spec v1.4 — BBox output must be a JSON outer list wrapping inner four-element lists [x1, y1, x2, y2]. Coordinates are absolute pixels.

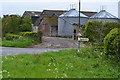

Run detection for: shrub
[[5, 33, 21, 40], [103, 21, 120, 39], [104, 28, 120, 57], [19, 17, 33, 32], [83, 21, 103, 42], [37, 30, 43, 42], [20, 32, 38, 39], [84, 21, 120, 43], [20, 31, 43, 42], [2, 15, 22, 37], [2, 15, 32, 37]]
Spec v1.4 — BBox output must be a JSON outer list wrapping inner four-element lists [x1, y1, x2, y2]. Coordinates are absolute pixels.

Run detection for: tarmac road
[[1, 37, 86, 56], [0, 47, 72, 56]]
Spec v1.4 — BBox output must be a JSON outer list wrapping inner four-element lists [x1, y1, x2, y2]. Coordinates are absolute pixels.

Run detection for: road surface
[[1, 37, 86, 56], [0, 47, 72, 56]]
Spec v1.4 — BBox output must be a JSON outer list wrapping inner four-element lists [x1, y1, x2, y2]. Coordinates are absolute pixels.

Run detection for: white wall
[[58, 17, 88, 37]]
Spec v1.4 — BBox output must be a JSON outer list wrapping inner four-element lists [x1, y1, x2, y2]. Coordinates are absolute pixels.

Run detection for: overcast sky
[[0, 0, 120, 17]]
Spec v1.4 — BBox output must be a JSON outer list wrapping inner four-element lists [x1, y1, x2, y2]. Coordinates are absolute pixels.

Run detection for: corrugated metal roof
[[80, 11, 97, 17], [23, 11, 42, 17], [90, 10, 118, 19], [59, 9, 88, 18]]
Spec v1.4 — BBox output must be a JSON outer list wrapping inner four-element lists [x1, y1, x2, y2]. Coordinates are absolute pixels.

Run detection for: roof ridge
[[90, 10, 118, 19]]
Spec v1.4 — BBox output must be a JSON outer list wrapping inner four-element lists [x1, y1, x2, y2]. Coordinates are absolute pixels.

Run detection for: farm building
[[34, 10, 67, 36], [22, 11, 42, 31], [81, 11, 97, 17], [58, 9, 88, 38], [89, 10, 119, 22]]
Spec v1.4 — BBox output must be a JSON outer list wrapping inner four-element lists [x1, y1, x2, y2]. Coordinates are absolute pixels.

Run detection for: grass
[[1, 37, 38, 48], [1, 47, 119, 78]]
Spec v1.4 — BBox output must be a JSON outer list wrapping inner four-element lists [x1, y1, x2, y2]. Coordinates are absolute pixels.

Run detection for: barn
[[34, 10, 67, 36], [58, 9, 88, 38], [89, 10, 119, 22]]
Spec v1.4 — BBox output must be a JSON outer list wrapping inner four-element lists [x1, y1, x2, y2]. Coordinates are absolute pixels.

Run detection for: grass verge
[[1, 37, 38, 48], [1, 47, 119, 78]]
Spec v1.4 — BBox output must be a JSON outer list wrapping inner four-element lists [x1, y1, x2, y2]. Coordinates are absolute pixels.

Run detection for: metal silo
[[58, 9, 88, 37], [89, 10, 119, 22]]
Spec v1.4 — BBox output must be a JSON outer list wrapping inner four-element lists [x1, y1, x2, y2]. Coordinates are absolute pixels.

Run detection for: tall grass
[[2, 47, 119, 78]]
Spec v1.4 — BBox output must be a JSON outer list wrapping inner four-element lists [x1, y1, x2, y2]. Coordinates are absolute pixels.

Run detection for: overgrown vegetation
[[104, 28, 120, 60], [20, 30, 43, 41], [83, 20, 120, 62], [5, 33, 21, 40], [2, 15, 32, 37], [2, 47, 119, 78], [20, 32, 38, 40], [1, 15, 43, 47], [83, 21, 120, 43], [1, 30, 43, 47]]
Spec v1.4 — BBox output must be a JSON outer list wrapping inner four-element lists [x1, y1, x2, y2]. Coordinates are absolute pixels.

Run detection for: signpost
[[77, 0, 89, 52], [77, 33, 89, 52], [78, 38, 89, 42]]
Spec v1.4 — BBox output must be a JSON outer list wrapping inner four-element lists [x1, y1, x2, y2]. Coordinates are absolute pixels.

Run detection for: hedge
[[20, 32, 38, 38], [20, 30, 43, 41], [83, 21, 120, 43], [104, 28, 120, 57], [83, 21, 102, 42], [5, 33, 21, 40]]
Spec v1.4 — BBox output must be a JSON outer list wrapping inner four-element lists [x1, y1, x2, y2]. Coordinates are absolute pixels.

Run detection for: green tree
[[2, 15, 33, 37], [2, 15, 21, 36], [19, 17, 33, 32]]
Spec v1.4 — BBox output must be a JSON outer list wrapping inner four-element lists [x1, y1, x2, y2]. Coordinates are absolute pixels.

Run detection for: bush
[[2, 15, 32, 37], [84, 21, 120, 43], [19, 17, 33, 32], [104, 28, 120, 57], [37, 30, 43, 41], [20, 31, 43, 42], [20, 32, 38, 39], [5, 33, 21, 40], [2, 15, 21, 36], [83, 21, 103, 42]]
